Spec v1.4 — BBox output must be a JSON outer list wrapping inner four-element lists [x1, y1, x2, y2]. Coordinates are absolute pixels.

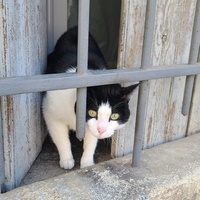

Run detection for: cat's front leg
[[80, 127, 98, 168], [47, 120, 75, 170]]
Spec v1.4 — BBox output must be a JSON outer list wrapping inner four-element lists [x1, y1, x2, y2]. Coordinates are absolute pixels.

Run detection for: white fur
[[43, 89, 76, 169], [43, 89, 123, 169], [66, 67, 76, 73]]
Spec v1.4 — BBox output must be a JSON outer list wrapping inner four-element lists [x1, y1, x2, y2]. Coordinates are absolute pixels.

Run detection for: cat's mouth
[[93, 130, 114, 139], [87, 117, 119, 139]]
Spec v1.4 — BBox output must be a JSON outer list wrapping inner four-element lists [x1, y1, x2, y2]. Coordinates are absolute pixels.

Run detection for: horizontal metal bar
[[0, 64, 200, 96]]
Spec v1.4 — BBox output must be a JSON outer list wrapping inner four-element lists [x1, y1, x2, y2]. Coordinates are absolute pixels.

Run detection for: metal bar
[[132, 0, 157, 167], [76, 0, 90, 140], [0, 64, 200, 96], [182, 0, 200, 116], [53, 0, 68, 46], [0, 99, 5, 192], [47, 0, 54, 53]]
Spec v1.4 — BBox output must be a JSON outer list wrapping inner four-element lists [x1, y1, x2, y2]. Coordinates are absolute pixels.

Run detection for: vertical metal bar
[[132, 0, 157, 167], [182, 0, 200, 116], [53, 0, 68, 45], [76, 0, 90, 140], [47, 0, 54, 53], [0, 100, 5, 193]]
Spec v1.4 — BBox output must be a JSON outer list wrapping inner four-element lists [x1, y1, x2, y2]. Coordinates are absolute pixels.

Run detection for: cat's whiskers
[[89, 89, 98, 107], [88, 96, 98, 107]]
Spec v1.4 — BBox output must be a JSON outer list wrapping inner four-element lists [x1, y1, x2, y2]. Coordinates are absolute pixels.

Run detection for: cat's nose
[[97, 127, 106, 135]]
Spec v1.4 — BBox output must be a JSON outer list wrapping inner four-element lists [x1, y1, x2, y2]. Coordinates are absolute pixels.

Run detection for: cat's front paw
[[80, 157, 94, 169], [60, 159, 75, 169]]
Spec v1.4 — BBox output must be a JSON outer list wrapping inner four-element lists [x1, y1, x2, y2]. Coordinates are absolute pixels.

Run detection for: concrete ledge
[[1, 133, 200, 200]]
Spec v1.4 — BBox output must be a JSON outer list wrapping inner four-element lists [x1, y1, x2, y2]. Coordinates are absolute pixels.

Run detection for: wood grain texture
[[112, 0, 197, 157], [111, 0, 146, 157], [0, 1, 47, 190], [143, 0, 196, 148]]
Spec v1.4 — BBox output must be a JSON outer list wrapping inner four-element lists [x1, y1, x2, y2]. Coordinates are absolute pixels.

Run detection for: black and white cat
[[43, 26, 138, 169]]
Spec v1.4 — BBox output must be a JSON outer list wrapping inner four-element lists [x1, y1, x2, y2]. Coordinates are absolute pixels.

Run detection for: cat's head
[[86, 84, 139, 139]]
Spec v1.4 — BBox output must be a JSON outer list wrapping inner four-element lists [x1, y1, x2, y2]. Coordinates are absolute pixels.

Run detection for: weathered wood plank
[[112, 0, 197, 157], [143, 0, 196, 148], [111, 0, 146, 157], [0, 1, 47, 191]]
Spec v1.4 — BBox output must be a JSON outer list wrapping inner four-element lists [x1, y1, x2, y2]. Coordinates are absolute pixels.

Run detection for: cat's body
[[43, 26, 138, 169]]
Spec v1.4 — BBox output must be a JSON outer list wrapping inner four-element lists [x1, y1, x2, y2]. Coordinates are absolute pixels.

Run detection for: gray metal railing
[[132, 0, 157, 167], [182, 0, 200, 116], [76, 0, 90, 140], [0, 0, 200, 176], [0, 65, 200, 96], [0, 101, 5, 192]]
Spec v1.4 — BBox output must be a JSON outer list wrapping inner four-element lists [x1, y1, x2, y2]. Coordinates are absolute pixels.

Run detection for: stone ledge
[[1, 133, 200, 200]]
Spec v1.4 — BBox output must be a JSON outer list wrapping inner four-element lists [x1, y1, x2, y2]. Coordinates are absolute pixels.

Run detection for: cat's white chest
[[43, 88, 77, 130]]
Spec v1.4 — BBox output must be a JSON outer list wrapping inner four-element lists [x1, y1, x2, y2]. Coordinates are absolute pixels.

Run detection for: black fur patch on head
[[86, 84, 138, 124]]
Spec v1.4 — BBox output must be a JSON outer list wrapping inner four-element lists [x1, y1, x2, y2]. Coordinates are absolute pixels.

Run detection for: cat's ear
[[121, 83, 139, 102]]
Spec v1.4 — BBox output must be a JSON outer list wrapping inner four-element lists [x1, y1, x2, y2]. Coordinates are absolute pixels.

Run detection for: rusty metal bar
[[132, 0, 157, 167], [182, 0, 200, 116], [76, 0, 90, 140]]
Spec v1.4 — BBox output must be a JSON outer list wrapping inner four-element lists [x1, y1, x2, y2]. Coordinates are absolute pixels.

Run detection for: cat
[[42, 26, 138, 169]]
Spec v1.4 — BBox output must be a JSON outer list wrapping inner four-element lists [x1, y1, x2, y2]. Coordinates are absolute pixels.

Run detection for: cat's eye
[[110, 113, 120, 120], [88, 110, 97, 118]]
